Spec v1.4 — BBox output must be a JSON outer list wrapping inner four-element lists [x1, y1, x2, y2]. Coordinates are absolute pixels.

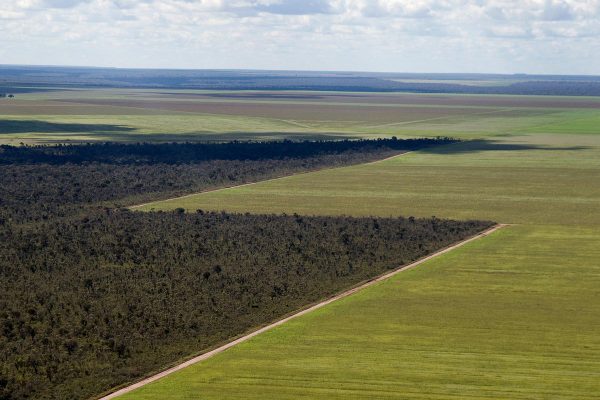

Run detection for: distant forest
[[2, 65, 600, 96], [0, 138, 493, 400]]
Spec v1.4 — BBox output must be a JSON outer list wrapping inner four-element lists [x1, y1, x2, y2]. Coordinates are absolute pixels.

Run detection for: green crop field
[[122, 225, 600, 400], [3, 89, 600, 144], [138, 134, 600, 227], [126, 97, 600, 398]]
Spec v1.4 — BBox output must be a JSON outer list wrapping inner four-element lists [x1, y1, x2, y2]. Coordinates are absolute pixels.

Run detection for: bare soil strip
[[128, 151, 411, 210], [98, 223, 506, 400]]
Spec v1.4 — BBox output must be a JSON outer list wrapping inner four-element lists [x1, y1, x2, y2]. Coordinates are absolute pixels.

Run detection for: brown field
[[60, 98, 486, 123], [0, 100, 167, 115], [7, 90, 600, 122], [146, 91, 600, 108]]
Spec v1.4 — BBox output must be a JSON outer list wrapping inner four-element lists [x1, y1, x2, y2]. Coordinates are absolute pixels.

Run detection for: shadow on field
[[0, 120, 136, 134], [422, 139, 589, 154], [0, 122, 359, 143]]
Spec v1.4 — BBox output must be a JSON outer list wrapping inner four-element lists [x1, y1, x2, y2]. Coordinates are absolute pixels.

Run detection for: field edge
[[97, 223, 506, 400]]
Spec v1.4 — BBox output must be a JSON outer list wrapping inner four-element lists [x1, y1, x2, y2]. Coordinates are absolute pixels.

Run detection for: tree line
[[0, 137, 454, 165], [0, 138, 452, 225]]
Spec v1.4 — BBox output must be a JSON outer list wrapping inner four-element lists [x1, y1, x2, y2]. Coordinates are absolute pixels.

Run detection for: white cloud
[[0, 0, 599, 73], [252, 0, 335, 15], [42, 0, 92, 8]]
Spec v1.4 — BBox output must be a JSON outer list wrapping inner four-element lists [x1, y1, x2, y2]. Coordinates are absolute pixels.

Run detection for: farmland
[[140, 133, 600, 226], [129, 101, 600, 398], [4, 0, 600, 396], [2, 88, 600, 144], [2, 84, 600, 399]]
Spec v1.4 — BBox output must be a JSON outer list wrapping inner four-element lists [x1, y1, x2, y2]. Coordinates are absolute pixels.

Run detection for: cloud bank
[[1, 0, 599, 73]]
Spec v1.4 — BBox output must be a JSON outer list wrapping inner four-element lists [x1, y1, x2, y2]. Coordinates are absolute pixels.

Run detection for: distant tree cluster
[[0, 138, 493, 399]]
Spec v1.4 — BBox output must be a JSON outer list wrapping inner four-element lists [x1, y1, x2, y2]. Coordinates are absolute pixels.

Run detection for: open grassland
[[128, 130, 600, 398], [1, 89, 599, 144]]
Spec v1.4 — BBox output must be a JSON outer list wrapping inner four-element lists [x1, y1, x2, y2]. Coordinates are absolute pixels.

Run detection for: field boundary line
[[365, 107, 515, 129], [128, 151, 411, 210], [98, 223, 506, 400]]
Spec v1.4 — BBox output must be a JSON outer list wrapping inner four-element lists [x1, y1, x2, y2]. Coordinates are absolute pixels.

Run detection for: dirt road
[[98, 223, 506, 400]]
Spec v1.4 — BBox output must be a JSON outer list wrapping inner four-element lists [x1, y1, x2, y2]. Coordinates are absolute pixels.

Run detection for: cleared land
[[138, 134, 600, 227], [130, 115, 600, 398], [2, 89, 600, 144], [129, 151, 412, 210]]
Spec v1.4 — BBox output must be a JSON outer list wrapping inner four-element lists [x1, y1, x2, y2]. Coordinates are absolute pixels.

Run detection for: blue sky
[[1, 0, 599, 74]]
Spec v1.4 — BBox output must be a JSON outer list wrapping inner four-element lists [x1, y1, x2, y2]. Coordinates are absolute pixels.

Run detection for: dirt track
[[98, 223, 506, 400], [129, 151, 410, 210]]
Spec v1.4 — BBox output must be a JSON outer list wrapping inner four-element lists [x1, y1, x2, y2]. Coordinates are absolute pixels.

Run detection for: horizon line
[[2, 63, 600, 78]]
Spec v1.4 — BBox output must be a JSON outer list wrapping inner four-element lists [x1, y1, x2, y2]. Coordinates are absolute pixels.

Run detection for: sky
[[0, 0, 599, 74]]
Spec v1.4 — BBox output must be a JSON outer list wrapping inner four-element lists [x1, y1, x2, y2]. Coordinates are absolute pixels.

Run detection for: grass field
[[126, 100, 600, 398], [3, 89, 600, 144], [138, 134, 600, 227]]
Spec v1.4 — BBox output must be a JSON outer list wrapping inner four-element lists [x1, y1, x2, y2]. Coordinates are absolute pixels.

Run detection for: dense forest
[[0, 139, 493, 399], [0, 211, 492, 400]]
